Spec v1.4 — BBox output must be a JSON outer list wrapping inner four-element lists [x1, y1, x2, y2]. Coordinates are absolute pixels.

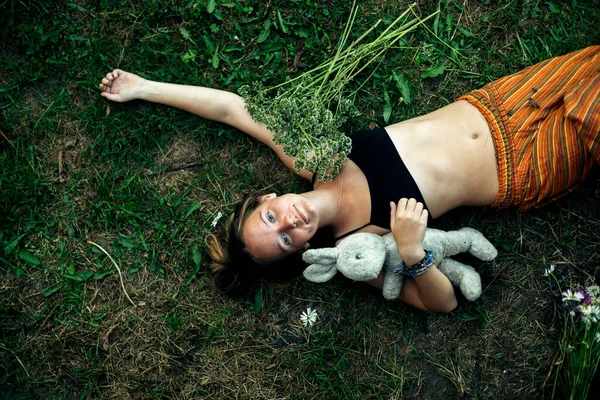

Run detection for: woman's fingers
[[397, 198, 408, 211], [389, 201, 397, 228], [394, 198, 425, 217], [415, 200, 423, 214]]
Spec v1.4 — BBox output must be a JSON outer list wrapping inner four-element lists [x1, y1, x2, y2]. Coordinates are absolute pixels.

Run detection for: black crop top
[[313, 128, 429, 240]]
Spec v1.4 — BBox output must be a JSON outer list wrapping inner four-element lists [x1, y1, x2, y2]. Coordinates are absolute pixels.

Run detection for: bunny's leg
[[458, 228, 498, 261], [437, 258, 482, 301], [382, 269, 404, 300], [425, 229, 497, 262]]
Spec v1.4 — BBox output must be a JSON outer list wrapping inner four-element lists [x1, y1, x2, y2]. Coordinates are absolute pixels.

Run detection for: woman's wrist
[[136, 78, 152, 101], [402, 248, 427, 266]]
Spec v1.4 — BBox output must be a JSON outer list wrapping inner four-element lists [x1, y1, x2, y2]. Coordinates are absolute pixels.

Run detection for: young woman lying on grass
[[99, 46, 600, 313]]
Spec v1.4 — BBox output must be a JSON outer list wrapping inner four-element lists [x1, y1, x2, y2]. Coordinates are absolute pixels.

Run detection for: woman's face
[[242, 193, 319, 262]]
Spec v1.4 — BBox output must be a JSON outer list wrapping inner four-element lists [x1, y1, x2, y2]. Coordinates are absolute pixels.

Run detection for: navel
[[472, 133, 479, 140]]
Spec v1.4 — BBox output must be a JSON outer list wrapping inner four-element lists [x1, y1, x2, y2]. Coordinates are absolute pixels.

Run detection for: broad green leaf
[[211, 52, 219, 69], [457, 25, 473, 37], [93, 269, 113, 280], [296, 29, 309, 38], [207, 0, 216, 14], [64, 270, 94, 282], [118, 239, 135, 249], [421, 64, 446, 79], [203, 35, 215, 52], [433, 11, 440, 35], [223, 46, 243, 52], [4, 233, 26, 255], [445, 14, 453, 38], [185, 201, 201, 219], [277, 10, 289, 34], [93, 312, 107, 321], [179, 27, 196, 45], [193, 246, 202, 266], [187, 246, 202, 285], [383, 89, 392, 123], [182, 49, 197, 64], [257, 29, 270, 43], [41, 284, 63, 297], [392, 72, 411, 105], [18, 249, 41, 266]]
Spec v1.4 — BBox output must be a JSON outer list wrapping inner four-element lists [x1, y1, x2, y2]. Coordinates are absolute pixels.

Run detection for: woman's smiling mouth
[[293, 205, 307, 224]]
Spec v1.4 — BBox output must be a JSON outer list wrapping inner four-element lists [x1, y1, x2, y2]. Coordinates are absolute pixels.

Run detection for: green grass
[[2, 0, 600, 398]]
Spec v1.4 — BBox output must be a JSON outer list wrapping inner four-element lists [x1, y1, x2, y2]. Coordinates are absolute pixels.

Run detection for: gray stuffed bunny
[[302, 228, 498, 301]]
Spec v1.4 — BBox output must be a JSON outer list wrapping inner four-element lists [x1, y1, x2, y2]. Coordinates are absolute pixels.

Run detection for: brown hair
[[205, 195, 310, 298]]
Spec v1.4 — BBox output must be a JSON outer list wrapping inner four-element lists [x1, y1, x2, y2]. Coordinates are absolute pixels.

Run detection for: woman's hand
[[389, 198, 428, 266], [99, 69, 146, 103]]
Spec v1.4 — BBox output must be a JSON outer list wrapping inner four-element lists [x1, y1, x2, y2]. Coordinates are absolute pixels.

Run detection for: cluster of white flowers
[[239, 79, 354, 182], [558, 285, 600, 398], [562, 285, 600, 326]]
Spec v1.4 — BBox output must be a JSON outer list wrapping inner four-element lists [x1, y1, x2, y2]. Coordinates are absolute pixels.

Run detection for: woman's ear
[[257, 193, 277, 203]]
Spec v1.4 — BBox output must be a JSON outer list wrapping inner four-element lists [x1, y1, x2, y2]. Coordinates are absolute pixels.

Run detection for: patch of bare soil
[[150, 132, 204, 194]]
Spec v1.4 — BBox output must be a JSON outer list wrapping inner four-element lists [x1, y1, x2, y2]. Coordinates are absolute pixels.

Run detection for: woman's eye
[[267, 212, 275, 223], [282, 234, 291, 246]]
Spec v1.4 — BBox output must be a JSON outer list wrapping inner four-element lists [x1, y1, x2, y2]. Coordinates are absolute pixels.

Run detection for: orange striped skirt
[[458, 46, 600, 211]]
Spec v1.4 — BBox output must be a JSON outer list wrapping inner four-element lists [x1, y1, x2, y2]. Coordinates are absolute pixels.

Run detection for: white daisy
[[563, 289, 584, 303], [300, 307, 318, 327], [543, 265, 555, 277], [587, 285, 600, 297], [588, 305, 600, 324], [578, 303, 599, 325]]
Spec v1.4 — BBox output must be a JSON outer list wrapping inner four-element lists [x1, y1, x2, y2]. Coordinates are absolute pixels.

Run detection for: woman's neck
[[302, 174, 345, 228]]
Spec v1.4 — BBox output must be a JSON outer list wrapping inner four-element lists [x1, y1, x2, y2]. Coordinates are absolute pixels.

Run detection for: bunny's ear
[[301, 248, 339, 265], [303, 263, 338, 283], [302, 248, 340, 283]]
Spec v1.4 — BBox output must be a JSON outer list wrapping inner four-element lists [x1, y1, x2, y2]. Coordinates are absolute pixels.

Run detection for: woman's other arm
[[381, 198, 457, 312], [99, 70, 312, 179]]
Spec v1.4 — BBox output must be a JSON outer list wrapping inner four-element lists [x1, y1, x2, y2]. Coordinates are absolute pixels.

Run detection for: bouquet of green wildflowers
[[553, 285, 600, 399], [239, 3, 438, 181]]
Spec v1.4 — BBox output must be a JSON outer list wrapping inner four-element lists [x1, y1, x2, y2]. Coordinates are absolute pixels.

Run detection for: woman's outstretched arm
[[99, 69, 312, 179]]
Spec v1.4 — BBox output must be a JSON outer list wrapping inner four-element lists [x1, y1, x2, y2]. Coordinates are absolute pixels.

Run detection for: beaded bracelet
[[393, 249, 435, 277]]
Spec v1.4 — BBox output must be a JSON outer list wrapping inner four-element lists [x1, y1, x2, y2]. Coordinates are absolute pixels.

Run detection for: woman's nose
[[282, 214, 297, 227]]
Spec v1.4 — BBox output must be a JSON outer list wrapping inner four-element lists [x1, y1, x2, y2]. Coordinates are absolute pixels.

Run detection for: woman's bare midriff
[[329, 100, 499, 241], [385, 100, 499, 218]]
